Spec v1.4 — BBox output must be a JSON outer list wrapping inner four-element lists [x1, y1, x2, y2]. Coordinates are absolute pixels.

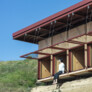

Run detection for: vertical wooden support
[[66, 50, 69, 72], [69, 51, 72, 72], [87, 45, 90, 67], [50, 55, 53, 75], [53, 56, 55, 75], [84, 44, 87, 68], [38, 60, 41, 79]]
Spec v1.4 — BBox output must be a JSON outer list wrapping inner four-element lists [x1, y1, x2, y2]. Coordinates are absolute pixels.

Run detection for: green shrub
[[0, 59, 38, 91]]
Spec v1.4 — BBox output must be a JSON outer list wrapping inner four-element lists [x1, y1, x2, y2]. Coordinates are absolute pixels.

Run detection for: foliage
[[0, 59, 38, 92]]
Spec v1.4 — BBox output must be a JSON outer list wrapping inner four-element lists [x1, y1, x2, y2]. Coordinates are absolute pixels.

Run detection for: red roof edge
[[13, 0, 92, 38]]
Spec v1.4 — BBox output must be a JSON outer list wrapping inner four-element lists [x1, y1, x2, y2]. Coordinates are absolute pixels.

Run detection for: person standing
[[53, 58, 65, 85]]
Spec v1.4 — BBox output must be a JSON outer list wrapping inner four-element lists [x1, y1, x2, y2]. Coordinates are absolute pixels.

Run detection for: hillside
[[0, 59, 37, 92], [1, 59, 92, 92], [31, 76, 92, 92]]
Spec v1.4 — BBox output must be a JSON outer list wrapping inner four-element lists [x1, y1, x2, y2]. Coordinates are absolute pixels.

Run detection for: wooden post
[[38, 60, 41, 79], [87, 45, 91, 67], [53, 56, 55, 75], [84, 44, 87, 68], [50, 55, 53, 75], [69, 51, 72, 72], [66, 50, 69, 72]]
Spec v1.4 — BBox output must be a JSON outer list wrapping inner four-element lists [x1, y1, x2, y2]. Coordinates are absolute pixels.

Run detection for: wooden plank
[[37, 68, 92, 82]]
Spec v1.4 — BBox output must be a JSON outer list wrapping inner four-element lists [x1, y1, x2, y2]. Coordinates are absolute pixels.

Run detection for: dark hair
[[59, 58, 63, 62]]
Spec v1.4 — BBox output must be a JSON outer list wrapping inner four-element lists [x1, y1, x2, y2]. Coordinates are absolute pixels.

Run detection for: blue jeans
[[54, 71, 62, 80]]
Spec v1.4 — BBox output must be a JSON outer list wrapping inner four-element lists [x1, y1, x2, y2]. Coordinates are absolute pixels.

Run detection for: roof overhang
[[20, 31, 92, 60], [13, 0, 92, 44]]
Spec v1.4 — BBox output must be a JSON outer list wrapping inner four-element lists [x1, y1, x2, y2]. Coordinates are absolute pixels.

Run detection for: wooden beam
[[75, 13, 85, 18], [38, 17, 85, 38], [49, 46, 67, 50], [68, 40, 85, 44], [56, 21, 66, 25], [28, 34, 44, 40], [35, 52, 51, 55], [54, 17, 85, 34]]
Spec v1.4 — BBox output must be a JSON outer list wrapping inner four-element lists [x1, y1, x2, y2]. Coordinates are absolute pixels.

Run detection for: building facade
[[13, 0, 92, 82]]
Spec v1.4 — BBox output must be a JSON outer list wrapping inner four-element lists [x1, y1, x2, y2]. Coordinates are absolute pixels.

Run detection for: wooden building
[[13, 0, 92, 82]]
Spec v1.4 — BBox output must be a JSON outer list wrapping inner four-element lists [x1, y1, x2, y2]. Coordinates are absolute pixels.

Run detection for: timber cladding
[[38, 23, 89, 50], [40, 57, 51, 79], [71, 46, 85, 71]]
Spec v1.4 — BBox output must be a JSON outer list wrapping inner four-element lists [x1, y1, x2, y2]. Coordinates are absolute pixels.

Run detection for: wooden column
[[66, 50, 69, 72], [87, 45, 91, 67], [53, 56, 55, 75], [69, 50, 72, 72], [50, 55, 53, 75], [38, 60, 41, 79], [84, 44, 88, 68]]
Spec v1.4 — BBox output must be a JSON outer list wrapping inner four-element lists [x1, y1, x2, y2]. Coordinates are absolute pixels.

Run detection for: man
[[53, 58, 65, 85]]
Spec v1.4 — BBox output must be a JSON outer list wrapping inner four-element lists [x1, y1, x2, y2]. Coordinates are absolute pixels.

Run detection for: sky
[[0, 0, 82, 61]]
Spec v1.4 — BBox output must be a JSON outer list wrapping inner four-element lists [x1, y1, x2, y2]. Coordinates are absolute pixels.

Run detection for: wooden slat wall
[[39, 23, 88, 50], [87, 22, 92, 33], [72, 47, 85, 71], [40, 57, 51, 78], [68, 24, 86, 39]]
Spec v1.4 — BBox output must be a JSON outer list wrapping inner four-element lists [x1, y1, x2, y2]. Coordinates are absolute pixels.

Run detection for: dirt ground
[[31, 77, 92, 92]]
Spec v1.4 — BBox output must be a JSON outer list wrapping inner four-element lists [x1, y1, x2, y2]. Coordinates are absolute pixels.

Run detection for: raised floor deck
[[37, 67, 92, 82]]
